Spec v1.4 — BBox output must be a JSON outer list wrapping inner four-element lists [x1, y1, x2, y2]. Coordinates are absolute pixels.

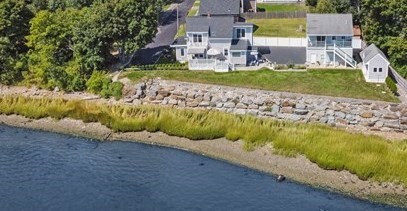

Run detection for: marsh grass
[[1, 95, 406, 186]]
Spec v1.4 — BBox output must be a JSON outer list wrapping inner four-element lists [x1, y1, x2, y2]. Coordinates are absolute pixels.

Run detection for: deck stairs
[[333, 44, 357, 68]]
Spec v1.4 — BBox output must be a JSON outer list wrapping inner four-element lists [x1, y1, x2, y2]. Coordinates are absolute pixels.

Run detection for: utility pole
[[176, 5, 179, 34]]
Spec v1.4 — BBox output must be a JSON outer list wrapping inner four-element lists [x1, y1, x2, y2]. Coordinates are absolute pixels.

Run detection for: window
[[224, 49, 229, 56], [332, 36, 336, 40], [317, 36, 326, 41], [231, 52, 241, 57], [236, 29, 246, 38], [373, 68, 377, 72], [379, 68, 383, 72], [193, 34, 203, 43], [180, 48, 185, 56]]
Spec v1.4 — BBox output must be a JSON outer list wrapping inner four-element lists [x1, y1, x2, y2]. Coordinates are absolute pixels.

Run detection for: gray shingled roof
[[360, 44, 389, 63], [198, 0, 241, 16], [307, 14, 353, 35], [186, 16, 235, 38], [172, 37, 187, 46], [230, 39, 250, 51]]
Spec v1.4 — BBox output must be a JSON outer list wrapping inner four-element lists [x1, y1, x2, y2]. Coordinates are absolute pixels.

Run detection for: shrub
[[86, 72, 111, 94], [287, 63, 295, 69], [386, 77, 397, 95], [110, 82, 123, 100]]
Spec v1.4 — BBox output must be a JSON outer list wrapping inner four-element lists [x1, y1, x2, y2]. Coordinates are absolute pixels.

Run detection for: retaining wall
[[123, 79, 407, 133]]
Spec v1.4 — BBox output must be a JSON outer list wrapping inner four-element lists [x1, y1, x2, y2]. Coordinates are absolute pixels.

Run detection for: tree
[[361, 0, 407, 76], [0, 0, 33, 84], [26, 9, 83, 90], [315, 0, 336, 13], [331, 0, 352, 13], [305, 0, 318, 7], [386, 37, 407, 77]]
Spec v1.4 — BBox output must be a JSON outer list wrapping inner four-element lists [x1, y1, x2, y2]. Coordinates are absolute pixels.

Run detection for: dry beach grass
[[0, 86, 406, 207]]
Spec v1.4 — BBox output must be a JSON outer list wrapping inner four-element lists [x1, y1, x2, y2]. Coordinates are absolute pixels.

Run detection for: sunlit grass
[[122, 69, 399, 102]]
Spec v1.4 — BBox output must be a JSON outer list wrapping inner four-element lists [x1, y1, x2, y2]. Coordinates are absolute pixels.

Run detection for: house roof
[[186, 16, 235, 38], [233, 22, 253, 27], [171, 37, 187, 46], [230, 39, 250, 51], [360, 44, 389, 63], [198, 0, 241, 16], [307, 14, 353, 35]]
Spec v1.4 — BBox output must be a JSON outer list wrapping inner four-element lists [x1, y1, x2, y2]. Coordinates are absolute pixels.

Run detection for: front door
[[311, 54, 317, 64]]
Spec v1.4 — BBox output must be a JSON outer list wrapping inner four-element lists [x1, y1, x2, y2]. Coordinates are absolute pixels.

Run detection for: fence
[[241, 11, 306, 19], [389, 66, 407, 93], [188, 59, 231, 72], [253, 37, 307, 47]]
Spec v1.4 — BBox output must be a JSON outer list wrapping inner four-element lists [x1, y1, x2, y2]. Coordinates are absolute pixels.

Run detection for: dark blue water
[[0, 124, 402, 211]]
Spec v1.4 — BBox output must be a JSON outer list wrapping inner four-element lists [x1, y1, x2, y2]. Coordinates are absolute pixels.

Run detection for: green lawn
[[249, 18, 306, 37], [188, 8, 198, 16], [176, 24, 186, 37], [123, 69, 399, 102], [257, 3, 307, 12]]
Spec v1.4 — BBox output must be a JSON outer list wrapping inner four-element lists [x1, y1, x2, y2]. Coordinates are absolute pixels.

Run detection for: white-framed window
[[231, 52, 241, 57], [180, 48, 185, 56], [373, 68, 377, 72], [236, 28, 246, 38], [224, 48, 229, 56], [379, 68, 383, 72], [193, 34, 203, 43]]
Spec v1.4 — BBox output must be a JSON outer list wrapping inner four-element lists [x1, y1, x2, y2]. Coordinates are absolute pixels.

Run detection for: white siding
[[233, 26, 253, 44], [175, 47, 188, 62], [365, 54, 389, 83], [230, 51, 247, 65]]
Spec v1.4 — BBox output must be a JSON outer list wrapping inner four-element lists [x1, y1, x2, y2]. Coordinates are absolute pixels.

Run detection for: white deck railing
[[188, 59, 230, 72]]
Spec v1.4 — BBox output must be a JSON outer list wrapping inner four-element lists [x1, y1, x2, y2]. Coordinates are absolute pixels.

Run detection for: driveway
[[131, 0, 196, 65], [261, 46, 306, 65]]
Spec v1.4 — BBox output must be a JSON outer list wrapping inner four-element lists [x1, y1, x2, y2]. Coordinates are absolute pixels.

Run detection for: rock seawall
[[123, 79, 407, 133]]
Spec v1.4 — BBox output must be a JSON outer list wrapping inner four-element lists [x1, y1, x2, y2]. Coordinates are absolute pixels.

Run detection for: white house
[[306, 14, 357, 68], [171, 16, 257, 72], [360, 44, 390, 83]]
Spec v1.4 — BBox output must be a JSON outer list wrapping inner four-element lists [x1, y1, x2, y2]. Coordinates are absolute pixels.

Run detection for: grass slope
[[249, 18, 306, 37], [0, 96, 406, 187], [123, 69, 399, 102]]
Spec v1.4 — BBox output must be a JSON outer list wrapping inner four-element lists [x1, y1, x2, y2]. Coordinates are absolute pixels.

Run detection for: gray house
[[171, 16, 257, 72], [360, 44, 390, 83], [306, 14, 357, 68], [199, 0, 256, 18]]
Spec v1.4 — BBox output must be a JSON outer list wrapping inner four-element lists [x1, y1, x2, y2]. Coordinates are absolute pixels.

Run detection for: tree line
[[0, 0, 167, 93], [306, 0, 407, 77]]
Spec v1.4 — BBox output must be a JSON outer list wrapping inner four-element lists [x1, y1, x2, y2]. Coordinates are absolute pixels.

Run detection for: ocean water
[[0, 124, 402, 211]]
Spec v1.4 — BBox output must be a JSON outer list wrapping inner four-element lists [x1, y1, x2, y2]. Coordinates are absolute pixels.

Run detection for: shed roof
[[307, 14, 353, 35], [186, 16, 235, 38], [198, 0, 241, 16], [360, 44, 389, 63]]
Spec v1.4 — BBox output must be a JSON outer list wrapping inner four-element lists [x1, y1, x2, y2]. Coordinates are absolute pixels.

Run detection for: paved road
[[131, 0, 196, 65]]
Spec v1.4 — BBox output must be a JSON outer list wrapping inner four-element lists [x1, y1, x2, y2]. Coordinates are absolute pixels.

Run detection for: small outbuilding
[[360, 44, 390, 83]]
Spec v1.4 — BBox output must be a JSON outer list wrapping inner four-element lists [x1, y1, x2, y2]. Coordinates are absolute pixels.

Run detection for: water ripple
[[0, 124, 402, 211]]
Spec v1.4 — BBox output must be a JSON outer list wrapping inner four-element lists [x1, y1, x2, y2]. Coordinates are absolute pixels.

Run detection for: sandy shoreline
[[1, 114, 406, 208]]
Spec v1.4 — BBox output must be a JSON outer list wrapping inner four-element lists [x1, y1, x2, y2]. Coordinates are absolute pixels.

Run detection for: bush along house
[[306, 14, 358, 68]]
